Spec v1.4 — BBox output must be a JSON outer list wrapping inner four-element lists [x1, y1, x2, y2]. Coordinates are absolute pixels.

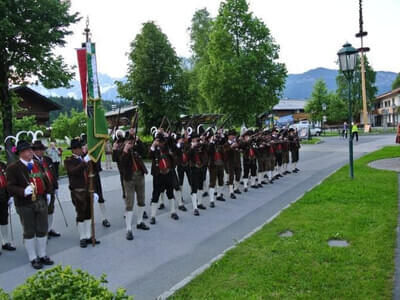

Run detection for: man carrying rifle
[[32, 140, 61, 239], [175, 133, 190, 211], [120, 127, 149, 240], [241, 130, 258, 192], [224, 130, 242, 199], [207, 130, 226, 205], [112, 131, 126, 199], [289, 128, 301, 173], [149, 131, 179, 224]]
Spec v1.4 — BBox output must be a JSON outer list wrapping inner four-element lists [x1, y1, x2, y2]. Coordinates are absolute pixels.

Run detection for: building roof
[[375, 88, 400, 101], [105, 105, 138, 117], [11, 86, 61, 110], [272, 99, 307, 111]]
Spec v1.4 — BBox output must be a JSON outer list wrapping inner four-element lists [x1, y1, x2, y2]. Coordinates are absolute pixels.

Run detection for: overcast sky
[[58, 0, 400, 78]]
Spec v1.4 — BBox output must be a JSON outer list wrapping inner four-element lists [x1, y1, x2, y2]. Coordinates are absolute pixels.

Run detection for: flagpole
[[83, 17, 96, 247]]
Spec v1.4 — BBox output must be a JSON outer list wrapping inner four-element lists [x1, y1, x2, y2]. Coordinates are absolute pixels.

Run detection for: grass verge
[[300, 137, 321, 145], [171, 146, 399, 299]]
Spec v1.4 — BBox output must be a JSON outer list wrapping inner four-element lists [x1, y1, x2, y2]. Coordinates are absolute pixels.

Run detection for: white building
[[369, 88, 400, 127]]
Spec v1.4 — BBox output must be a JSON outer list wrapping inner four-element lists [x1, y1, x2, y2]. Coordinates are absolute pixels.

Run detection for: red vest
[[0, 165, 7, 189], [249, 147, 255, 158], [182, 152, 189, 165], [159, 151, 171, 174], [29, 163, 45, 195], [42, 159, 54, 186]]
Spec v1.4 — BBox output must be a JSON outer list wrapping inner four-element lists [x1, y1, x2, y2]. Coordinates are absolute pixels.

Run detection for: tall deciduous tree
[[336, 55, 377, 120], [188, 8, 213, 113], [199, 0, 286, 125], [117, 22, 188, 132], [392, 73, 400, 90], [305, 79, 329, 123], [0, 0, 79, 156]]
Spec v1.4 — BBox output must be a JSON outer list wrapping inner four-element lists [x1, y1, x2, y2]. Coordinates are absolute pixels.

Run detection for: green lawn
[[172, 146, 399, 299]]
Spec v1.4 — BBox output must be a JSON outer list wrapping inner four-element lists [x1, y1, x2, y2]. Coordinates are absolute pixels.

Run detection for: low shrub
[[11, 265, 132, 300]]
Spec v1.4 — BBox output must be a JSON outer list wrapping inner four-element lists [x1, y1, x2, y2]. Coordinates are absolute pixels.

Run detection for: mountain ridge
[[30, 67, 398, 102]]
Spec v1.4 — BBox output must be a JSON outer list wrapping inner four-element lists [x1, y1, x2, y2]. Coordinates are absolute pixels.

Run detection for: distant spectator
[[342, 122, 348, 139], [105, 140, 113, 170], [396, 123, 400, 144], [47, 142, 61, 178], [351, 122, 359, 142]]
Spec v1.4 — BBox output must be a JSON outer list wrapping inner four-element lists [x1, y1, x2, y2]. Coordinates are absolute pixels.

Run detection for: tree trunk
[[0, 69, 14, 163]]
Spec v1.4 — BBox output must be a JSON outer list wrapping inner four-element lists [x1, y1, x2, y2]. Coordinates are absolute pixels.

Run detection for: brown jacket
[[120, 139, 148, 180], [6, 160, 50, 207], [64, 155, 89, 190]]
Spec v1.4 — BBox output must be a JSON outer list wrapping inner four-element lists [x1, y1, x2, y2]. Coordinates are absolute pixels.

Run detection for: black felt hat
[[31, 140, 47, 150], [68, 138, 83, 150], [16, 140, 32, 155]]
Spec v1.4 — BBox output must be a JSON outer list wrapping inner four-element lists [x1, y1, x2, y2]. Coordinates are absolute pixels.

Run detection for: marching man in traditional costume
[[120, 128, 150, 240], [32, 140, 61, 238], [0, 155, 16, 254], [64, 139, 100, 248], [6, 140, 53, 269]]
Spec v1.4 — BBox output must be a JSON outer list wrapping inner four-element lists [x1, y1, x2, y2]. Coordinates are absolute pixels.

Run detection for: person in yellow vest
[[351, 122, 359, 142]]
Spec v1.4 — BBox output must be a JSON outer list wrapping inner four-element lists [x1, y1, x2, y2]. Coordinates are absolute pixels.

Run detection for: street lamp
[[322, 103, 327, 136], [337, 42, 358, 179]]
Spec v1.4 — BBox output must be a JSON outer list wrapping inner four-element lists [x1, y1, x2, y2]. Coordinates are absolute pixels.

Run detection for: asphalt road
[[0, 134, 395, 299]]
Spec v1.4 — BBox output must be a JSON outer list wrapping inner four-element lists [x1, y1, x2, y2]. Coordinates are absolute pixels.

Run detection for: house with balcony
[[370, 88, 400, 127]]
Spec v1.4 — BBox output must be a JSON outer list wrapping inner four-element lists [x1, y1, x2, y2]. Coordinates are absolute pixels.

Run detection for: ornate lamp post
[[337, 42, 358, 179]]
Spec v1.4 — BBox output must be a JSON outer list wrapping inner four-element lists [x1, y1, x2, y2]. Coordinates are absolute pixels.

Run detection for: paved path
[[369, 157, 400, 172], [0, 134, 395, 299]]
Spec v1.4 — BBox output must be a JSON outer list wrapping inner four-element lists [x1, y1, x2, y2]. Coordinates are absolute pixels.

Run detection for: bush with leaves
[[11, 265, 132, 300], [0, 288, 10, 300], [51, 109, 87, 140]]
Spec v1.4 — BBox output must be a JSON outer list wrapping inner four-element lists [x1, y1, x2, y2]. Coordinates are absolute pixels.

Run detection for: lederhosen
[[34, 156, 58, 215], [150, 144, 175, 202], [266, 142, 275, 171], [282, 139, 290, 165], [176, 142, 192, 187], [208, 142, 225, 188], [64, 156, 91, 222], [0, 162, 9, 226], [289, 135, 300, 163], [189, 144, 206, 194], [224, 141, 242, 185], [7, 161, 49, 239], [274, 140, 283, 167], [242, 142, 257, 179]]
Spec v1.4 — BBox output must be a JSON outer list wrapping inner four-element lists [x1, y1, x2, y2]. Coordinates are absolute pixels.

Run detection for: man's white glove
[[24, 185, 33, 196], [8, 197, 14, 207], [46, 194, 51, 205], [93, 193, 99, 203], [83, 154, 91, 163]]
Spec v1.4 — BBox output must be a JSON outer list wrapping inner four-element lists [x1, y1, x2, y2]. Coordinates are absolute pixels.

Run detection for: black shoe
[[80, 239, 87, 248], [158, 203, 165, 210], [230, 193, 236, 199], [126, 230, 134, 240], [251, 185, 258, 189], [264, 174, 268, 178], [202, 192, 209, 197], [136, 222, 150, 230], [261, 181, 268, 185], [143, 211, 149, 219], [2, 243, 16, 251], [171, 213, 179, 220], [244, 188, 248, 192], [102, 219, 111, 228], [86, 238, 100, 245], [178, 205, 187, 211], [198, 204, 207, 210], [48, 230, 61, 237], [194, 209, 200, 216], [150, 217, 156, 225], [39, 256, 54, 266], [216, 195, 226, 202], [258, 184, 263, 188], [269, 180, 274, 184], [214, 192, 217, 196], [31, 258, 43, 269], [240, 181, 244, 185], [210, 202, 215, 208], [234, 189, 241, 194], [295, 168, 300, 172]]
